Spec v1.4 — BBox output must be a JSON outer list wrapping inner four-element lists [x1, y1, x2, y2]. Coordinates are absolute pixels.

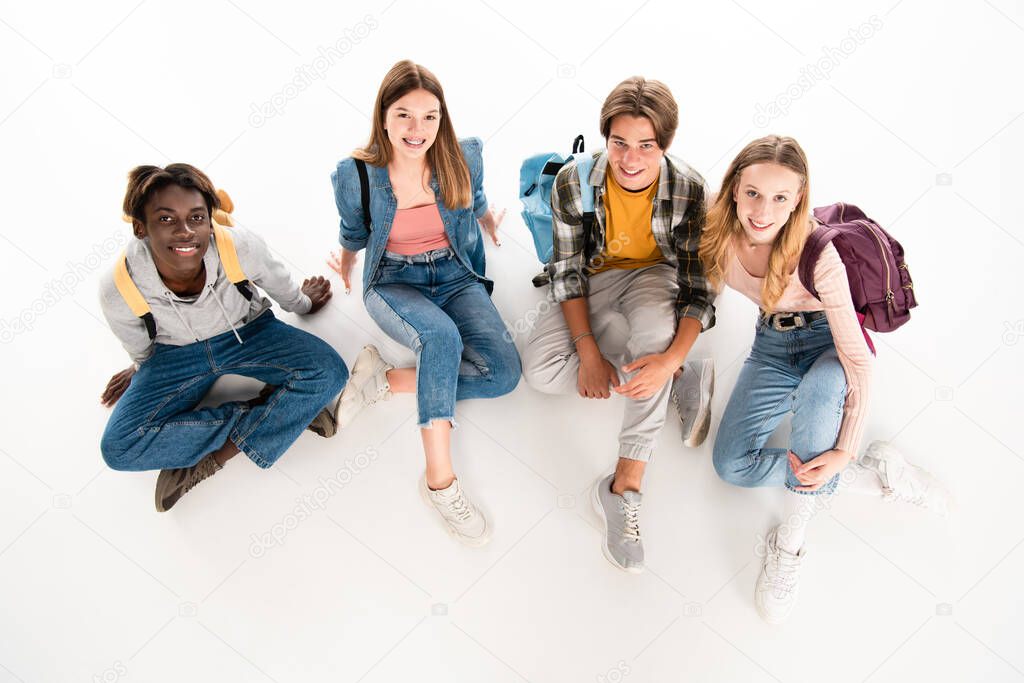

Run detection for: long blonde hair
[[354, 60, 471, 209], [699, 135, 811, 312]]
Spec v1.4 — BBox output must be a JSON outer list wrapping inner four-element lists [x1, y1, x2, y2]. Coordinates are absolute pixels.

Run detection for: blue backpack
[[519, 135, 596, 285]]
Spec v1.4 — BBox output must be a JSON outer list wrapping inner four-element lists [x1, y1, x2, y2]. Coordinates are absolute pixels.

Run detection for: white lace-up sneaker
[[755, 525, 804, 624], [334, 345, 394, 430], [860, 441, 953, 517], [419, 476, 491, 547]]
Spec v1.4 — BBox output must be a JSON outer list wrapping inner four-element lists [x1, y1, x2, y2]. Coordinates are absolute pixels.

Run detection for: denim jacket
[[331, 137, 492, 293]]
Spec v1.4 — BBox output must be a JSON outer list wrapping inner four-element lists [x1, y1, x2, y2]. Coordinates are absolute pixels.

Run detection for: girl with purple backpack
[[701, 135, 950, 624]]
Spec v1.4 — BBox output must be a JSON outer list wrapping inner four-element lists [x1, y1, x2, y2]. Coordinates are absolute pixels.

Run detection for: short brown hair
[[122, 163, 220, 223], [599, 76, 678, 150]]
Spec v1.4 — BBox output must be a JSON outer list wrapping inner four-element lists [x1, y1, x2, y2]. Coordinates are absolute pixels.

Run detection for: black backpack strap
[[798, 225, 841, 300], [582, 211, 597, 258], [354, 158, 371, 230], [141, 312, 157, 340], [574, 147, 597, 261], [540, 160, 565, 177], [234, 282, 254, 301]]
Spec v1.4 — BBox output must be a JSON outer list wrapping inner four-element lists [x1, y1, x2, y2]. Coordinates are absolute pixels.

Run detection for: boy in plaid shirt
[[523, 77, 715, 573]]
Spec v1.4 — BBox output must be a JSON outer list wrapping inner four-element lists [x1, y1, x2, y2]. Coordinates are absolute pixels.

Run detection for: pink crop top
[[385, 204, 450, 255]]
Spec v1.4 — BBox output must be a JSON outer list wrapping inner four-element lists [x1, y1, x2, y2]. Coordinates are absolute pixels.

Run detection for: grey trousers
[[522, 263, 678, 462]]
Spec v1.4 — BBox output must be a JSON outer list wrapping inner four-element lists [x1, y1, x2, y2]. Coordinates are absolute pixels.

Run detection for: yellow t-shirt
[[592, 172, 664, 272]]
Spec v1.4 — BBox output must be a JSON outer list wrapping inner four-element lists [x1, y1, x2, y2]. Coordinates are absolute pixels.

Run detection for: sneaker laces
[[444, 490, 473, 523], [619, 499, 642, 543], [764, 548, 801, 596], [881, 475, 929, 507], [874, 457, 928, 507], [360, 363, 392, 405], [183, 457, 220, 495], [670, 368, 684, 407]]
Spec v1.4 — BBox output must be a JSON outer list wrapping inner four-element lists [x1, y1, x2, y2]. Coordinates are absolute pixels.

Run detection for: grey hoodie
[[99, 226, 312, 365]]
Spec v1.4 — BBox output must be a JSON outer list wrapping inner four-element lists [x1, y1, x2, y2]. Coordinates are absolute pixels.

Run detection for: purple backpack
[[798, 202, 917, 333]]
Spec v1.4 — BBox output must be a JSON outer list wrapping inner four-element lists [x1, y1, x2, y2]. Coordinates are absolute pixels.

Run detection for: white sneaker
[[755, 526, 804, 625], [335, 345, 394, 430], [671, 358, 714, 448], [860, 441, 953, 517], [419, 476, 491, 547]]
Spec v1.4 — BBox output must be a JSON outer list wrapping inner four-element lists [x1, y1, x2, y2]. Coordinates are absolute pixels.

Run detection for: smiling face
[[732, 162, 804, 246], [606, 114, 663, 189], [133, 183, 212, 282], [384, 88, 441, 162], [606, 114, 663, 191]]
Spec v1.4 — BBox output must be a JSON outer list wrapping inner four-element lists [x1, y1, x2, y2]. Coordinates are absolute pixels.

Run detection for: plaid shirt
[[547, 151, 716, 329]]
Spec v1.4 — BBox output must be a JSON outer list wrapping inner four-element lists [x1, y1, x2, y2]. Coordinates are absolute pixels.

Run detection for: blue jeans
[[101, 311, 348, 471], [363, 247, 521, 427], [713, 315, 846, 496]]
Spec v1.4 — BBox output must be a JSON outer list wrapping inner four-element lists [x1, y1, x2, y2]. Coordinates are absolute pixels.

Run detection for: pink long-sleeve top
[[724, 240, 873, 456]]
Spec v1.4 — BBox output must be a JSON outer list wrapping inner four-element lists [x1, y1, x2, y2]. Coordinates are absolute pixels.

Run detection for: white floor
[[2, 1, 1022, 681]]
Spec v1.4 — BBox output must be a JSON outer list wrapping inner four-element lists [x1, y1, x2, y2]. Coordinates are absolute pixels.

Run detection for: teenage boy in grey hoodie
[[98, 163, 348, 512]]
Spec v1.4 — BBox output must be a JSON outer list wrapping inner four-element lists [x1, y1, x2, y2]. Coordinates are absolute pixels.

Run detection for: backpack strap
[[797, 224, 841, 300], [528, 136, 585, 195], [355, 158, 372, 230], [113, 252, 157, 340], [574, 151, 597, 256], [115, 225, 253, 340], [212, 222, 254, 301], [576, 154, 595, 214]]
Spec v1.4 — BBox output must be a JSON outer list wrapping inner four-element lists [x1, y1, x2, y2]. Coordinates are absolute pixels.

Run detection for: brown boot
[[247, 384, 277, 408], [155, 454, 223, 512], [307, 403, 338, 438], [253, 384, 338, 439]]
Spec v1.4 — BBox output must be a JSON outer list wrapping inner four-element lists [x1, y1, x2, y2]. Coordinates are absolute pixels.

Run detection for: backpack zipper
[[899, 263, 913, 290], [854, 218, 895, 316]]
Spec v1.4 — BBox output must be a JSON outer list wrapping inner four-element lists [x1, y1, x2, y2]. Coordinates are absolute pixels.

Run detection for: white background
[[1, 1, 1022, 681]]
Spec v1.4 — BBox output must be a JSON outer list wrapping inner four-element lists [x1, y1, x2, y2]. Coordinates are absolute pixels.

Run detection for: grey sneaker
[[671, 358, 714, 448], [155, 454, 222, 512], [335, 345, 394, 430], [419, 476, 491, 547], [860, 441, 953, 517], [755, 525, 804, 624], [591, 473, 644, 573]]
